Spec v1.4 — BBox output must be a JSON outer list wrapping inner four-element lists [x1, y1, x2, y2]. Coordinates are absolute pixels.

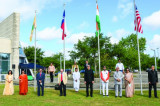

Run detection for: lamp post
[[157, 48, 159, 59], [60, 56, 62, 70], [157, 48, 159, 71], [151, 49, 157, 71]]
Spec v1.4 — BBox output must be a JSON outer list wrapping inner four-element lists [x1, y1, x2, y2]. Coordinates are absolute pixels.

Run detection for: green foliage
[[69, 33, 154, 71], [24, 46, 44, 65], [42, 53, 73, 71], [23, 33, 156, 72], [112, 33, 148, 70], [69, 33, 114, 72]]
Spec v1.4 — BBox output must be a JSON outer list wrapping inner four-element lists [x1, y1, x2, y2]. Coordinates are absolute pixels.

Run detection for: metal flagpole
[[64, 37, 65, 72], [34, 10, 37, 92], [134, 0, 143, 95], [98, 31, 101, 94], [96, 0, 101, 94], [63, 3, 66, 72]]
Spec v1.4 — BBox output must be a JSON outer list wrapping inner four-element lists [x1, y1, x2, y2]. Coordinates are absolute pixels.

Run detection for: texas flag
[[61, 10, 67, 40]]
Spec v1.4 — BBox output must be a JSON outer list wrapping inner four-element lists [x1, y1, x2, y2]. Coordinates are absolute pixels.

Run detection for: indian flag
[[96, 2, 101, 37], [30, 15, 37, 42]]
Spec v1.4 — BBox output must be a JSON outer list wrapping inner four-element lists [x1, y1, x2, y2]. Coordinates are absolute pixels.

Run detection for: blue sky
[[0, 0, 160, 58]]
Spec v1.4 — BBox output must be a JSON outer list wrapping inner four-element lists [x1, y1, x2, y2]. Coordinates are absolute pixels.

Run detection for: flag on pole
[[96, 2, 101, 37], [134, 5, 143, 34], [61, 10, 67, 40], [30, 14, 37, 42]]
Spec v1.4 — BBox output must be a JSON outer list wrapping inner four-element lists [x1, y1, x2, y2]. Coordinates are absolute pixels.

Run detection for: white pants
[[74, 81, 80, 91], [102, 82, 109, 95], [75, 88, 79, 91]]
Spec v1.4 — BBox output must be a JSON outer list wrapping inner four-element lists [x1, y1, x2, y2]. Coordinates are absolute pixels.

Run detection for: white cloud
[[0, 0, 49, 20], [44, 50, 54, 57], [149, 34, 160, 49], [144, 34, 160, 55], [77, 21, 89, 30], [66, 32, 94, 44], [59, 48, 72, 60], [0, 0, 72, 21], [112, 16, 118, 22], [115, 29, 130, 38], [20, 40, 43, 49], [107, 29, 130, 44], [37, 27, 62, 40], [118, 0, 133, 18], [142, 10, 160, 30], [20, 41, 29, 48]]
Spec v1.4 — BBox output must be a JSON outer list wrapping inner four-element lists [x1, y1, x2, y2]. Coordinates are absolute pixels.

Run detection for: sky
[[0, 0, 160, 59]]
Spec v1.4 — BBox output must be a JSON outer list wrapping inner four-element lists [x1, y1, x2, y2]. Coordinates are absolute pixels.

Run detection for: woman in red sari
[[19, 70, 28, 95]]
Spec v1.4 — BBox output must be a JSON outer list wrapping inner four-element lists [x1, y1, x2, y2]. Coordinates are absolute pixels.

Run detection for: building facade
[[0, 13, 20, 79]]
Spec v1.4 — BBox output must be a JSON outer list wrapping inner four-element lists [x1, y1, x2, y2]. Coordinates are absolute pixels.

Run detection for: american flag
[[134, 5, 143, 34]]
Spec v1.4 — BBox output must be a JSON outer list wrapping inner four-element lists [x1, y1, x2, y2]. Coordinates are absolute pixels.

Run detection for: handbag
[[55, 84, 60, 90]]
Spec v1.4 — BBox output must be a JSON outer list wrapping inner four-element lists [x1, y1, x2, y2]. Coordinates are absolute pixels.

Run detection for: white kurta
[[73, 72, 80, 91]]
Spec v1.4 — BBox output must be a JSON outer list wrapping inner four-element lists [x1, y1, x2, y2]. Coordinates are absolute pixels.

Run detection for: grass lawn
[[0, 84, 159, 106]]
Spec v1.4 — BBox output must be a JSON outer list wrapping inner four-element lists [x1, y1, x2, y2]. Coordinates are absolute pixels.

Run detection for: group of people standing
[[72, 60, 159, 98], [2, 60, 158, 99], [3, 70, 28, 95]]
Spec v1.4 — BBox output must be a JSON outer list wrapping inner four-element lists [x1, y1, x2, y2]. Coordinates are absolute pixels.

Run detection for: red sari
[[19, 74, 28, 95]]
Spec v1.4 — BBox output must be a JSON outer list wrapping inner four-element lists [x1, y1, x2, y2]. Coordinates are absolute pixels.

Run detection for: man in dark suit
[[84, 60, 90, 70], [84, 65, 94, 97], [36, 69, 45, 96], [148, 65, 158, 98]]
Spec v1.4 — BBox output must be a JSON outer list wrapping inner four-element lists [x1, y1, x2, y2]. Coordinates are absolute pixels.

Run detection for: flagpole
[[34, 10, 37, 92], [96, 0, 101, 94], [134, 0, 143, 95], [63, 3, 66, 72], [98, 31, 101, 94]]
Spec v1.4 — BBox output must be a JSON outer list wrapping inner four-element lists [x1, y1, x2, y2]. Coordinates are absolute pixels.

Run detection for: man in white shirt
[[115, 59, 124, 73], [48, 63, 55, 82], [73, 68, 80, 92], [101, 66, 110, 97]]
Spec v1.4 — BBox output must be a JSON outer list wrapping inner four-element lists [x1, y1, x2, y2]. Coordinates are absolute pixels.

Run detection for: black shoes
[[86, 95, 93, 97], [115, 96, 122, 98], [149, 96, 159, 98]]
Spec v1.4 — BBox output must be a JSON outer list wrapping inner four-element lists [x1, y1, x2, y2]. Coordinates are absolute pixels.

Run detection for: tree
[[69, 33, 113, 73], [24, 46, 44, 65], [42, 53, 63, 70], [112, 33, 147, 70]]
